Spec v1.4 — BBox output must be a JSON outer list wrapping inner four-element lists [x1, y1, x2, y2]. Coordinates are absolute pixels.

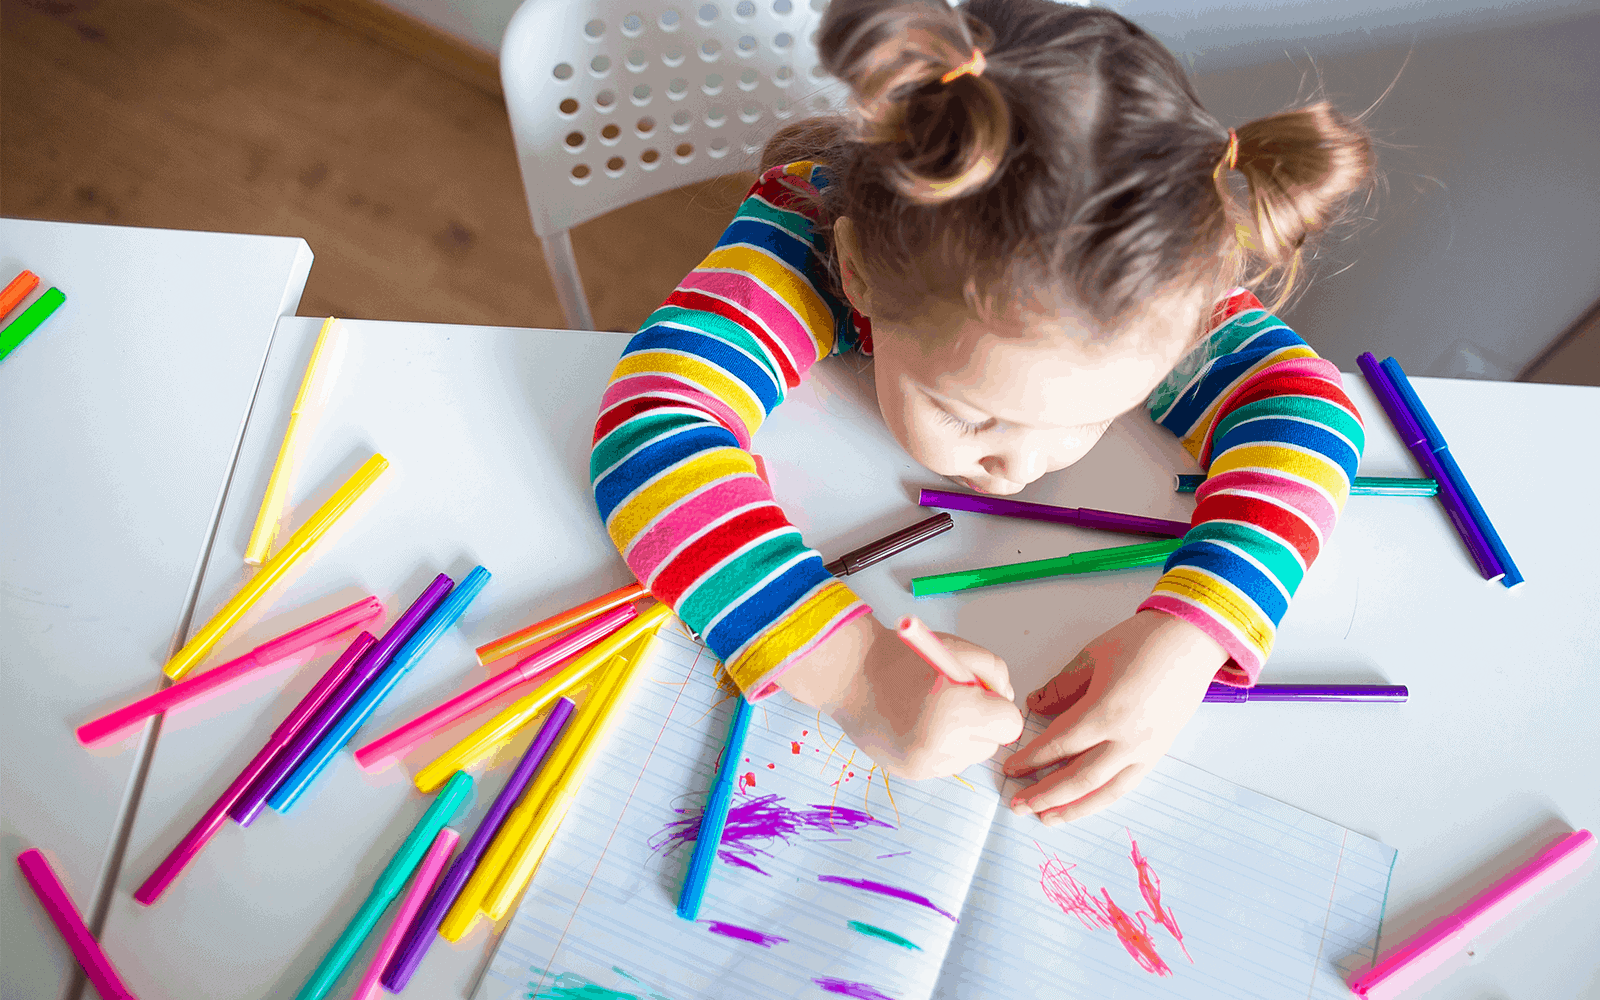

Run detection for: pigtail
[[1225, 101, 1374, 314], [819, 0, 1010, 203]]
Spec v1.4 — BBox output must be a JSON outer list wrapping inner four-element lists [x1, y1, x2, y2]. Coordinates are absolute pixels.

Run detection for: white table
[[94, 316, 1599, 1000], [0, 220, 313, 1000]]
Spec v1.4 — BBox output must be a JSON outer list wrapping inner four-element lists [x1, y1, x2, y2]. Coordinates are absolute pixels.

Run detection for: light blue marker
[[676, 692, 755, 921], [271, 565, 492, 812]]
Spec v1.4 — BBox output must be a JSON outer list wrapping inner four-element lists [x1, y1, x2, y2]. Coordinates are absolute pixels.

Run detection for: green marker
[[911, 538, 1183, 597], [1173, 474, 1437, 497], [294, 770, 475, 1000], [0, 287, 65, 362]]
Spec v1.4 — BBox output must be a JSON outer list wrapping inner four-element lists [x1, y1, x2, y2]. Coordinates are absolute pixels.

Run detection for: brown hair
[[762, 0, 1376, 335]]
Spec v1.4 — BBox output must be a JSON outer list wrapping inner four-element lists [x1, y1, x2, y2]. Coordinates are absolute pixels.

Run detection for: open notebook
[[474, 624, 1396, 1000]]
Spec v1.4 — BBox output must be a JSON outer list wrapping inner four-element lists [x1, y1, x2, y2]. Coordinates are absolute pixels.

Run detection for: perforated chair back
[[501, 0, 848, 329]]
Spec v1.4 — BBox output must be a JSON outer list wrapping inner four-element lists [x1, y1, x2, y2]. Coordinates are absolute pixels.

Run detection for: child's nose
[[981, 448, 1046, 485]]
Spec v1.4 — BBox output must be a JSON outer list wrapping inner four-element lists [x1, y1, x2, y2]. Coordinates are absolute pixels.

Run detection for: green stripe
[[1214, 395, 1365, 453], [678, 531, 806, 629], [643, 304, 785, 397], [1183, 520, 1305, 593], [591, 411, 706, 481], [847, 920, 921, 950], [738, 194, 816, 242]]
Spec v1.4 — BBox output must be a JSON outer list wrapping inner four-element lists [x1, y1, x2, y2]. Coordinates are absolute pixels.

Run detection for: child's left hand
[[1000, 610, 1227, 824]]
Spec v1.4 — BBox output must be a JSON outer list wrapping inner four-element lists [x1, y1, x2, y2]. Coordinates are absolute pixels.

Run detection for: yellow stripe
[[1208, 444, 1348, 501], [1179, 345, 1319, 455], [607, 447, 755, 548], [1153, 566, 1275, 659], [701, 246, 834, 360], [783, 160, 818, 177], [725, 581, 861, 692], [611, 349, 764, 433]]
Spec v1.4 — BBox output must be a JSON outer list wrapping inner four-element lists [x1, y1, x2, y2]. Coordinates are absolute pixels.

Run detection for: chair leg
[[539, 229, 595, 331]]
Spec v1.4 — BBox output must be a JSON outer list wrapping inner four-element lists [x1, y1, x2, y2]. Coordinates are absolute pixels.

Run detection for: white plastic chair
[[501, 0, 849, 330]]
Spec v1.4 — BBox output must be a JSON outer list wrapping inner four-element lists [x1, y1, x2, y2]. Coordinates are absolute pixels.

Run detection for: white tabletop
[[0, 219, 313, 1000], [98, 317, 1598, 1000]]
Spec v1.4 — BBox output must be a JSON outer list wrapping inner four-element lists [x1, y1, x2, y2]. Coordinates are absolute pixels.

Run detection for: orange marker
[[896, 615, 983, 688], [475, 582, 645, 666], [1, 270, 41, 320]]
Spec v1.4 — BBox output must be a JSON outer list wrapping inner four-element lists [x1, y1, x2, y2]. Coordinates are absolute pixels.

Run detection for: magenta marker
[[919, 488, 1188, 538], [229, 574, 453, 826]]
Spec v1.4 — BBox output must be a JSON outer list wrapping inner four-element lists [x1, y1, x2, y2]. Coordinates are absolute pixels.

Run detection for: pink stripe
[[601, 374, 752, 449], [1195, 469, 1338, 539], [628, 477, 775, 581], [679, 270, 823, 372], [1138, 595, 1262, 683]]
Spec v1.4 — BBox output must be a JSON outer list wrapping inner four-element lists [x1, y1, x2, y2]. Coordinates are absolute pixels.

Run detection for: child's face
[[868, 290, 1205, 496]]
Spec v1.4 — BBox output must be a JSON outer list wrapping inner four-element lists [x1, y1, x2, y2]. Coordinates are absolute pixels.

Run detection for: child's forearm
[[776, 613, 878, 713]]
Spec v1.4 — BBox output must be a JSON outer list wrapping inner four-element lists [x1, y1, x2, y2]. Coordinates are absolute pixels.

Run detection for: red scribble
[[1036, 843, 1176, 977], [1129, 830, 1192, 963], [767, 762, 775, 769], [742, 771, 756, 791], [791, 742, 802, 754]]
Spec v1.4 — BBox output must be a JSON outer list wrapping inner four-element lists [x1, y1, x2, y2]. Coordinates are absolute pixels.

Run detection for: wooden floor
[[1, 0, 751, 332]]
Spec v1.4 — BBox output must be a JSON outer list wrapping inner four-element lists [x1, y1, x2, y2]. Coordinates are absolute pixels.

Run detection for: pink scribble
[[1129, 830, 1191, 963], [813, 977, 899, 999], [1037, 837, 1189, 977], [651, 793, 892, 875], [699, 920, 788, 948]]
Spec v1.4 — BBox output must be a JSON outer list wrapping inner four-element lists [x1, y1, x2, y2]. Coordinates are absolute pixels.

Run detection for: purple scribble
[[699, 920, 788, 948], [651, 793, 893, 876], [813, 977, 899, 999], [817, 875, 959, 922], [876, 851, 911, 860]]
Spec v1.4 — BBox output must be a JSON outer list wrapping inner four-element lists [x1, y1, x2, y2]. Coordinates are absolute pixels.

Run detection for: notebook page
[[474, 622, 1004, 1000], [935, 724, 1396, 999]]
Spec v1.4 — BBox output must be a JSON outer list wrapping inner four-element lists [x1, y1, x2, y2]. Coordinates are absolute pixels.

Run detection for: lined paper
[[475, 625, 1394, 1000]]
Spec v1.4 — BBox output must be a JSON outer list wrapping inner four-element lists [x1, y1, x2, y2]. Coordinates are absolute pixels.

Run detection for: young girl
[[591, 0, 1372, 824]]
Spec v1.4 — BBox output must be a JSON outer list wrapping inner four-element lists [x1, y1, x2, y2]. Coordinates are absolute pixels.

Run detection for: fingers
[[1026, 655, 1094, 717], [1001, 699, 1102, 778], [936, 632, 1014, 702], [1008, 741, 1122, 816], [1032, 761, 1149, 826]]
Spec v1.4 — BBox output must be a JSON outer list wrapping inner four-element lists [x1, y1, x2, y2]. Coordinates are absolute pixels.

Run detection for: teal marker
[[294, 770, 474, 1000]]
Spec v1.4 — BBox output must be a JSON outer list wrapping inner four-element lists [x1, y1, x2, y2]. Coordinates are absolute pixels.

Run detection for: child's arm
[[593, 161, 1021, 773], [1003, 289, 1363, 820]]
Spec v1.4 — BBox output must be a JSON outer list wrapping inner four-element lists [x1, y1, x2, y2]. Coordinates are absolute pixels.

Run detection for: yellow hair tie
[[940, 48, 986, 84], [1212, 128, 1239, 182]]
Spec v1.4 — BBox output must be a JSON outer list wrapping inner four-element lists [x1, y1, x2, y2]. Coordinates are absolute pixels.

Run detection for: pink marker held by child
[[896, 616, 982, 689]]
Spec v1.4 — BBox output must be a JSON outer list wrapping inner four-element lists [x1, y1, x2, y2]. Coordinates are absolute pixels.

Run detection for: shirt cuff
[[727, 580, 873, 700]]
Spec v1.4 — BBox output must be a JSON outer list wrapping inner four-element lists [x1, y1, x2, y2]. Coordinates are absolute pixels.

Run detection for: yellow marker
[[163, 453, 388, 680], [412, 602, 671, 794], [244, 317, 348, 565], [483, 626, 664, 920]]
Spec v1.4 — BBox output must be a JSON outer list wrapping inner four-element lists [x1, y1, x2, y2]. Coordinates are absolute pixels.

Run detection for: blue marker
[[677, 693, 756, 921], [271, 565, 493, 812]]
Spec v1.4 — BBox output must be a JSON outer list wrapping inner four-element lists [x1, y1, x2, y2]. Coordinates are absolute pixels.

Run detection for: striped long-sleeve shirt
[[592, 162, 1363, 696]]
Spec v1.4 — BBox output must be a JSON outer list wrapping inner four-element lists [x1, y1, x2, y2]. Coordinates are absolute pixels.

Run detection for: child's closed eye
[[935, 408, 992, 436]]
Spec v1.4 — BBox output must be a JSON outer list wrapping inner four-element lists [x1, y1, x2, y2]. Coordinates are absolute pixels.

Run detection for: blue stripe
[[1212, 417, 1361, 479], [1158, 328, 1306, 435], [1163, 540, 1289, 625], [594, 423, 736, 520], [716, 217, 816, 274], [623, 326, 781, 413], [704, 556, 832, 661]]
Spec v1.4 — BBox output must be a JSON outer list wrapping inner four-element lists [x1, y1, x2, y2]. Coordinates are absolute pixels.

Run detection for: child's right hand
[[779, 615, 1024, 780]]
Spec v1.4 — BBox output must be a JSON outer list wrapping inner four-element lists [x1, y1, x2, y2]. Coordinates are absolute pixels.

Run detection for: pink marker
[[77, 596, 383, 748], [352, 602, 637, 772], [17, 848, 140, 999], [349, 826, 459, 1000], [1349, 829, 1596, 999], [896, 615, 984, 689]]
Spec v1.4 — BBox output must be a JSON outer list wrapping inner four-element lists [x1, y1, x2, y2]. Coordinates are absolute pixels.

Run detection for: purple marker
[[1204, 683, 1408, 703], [229, 573, 454, 826], [919, 488, 1188, 538], [1356, 353, 1501, 581], [380, 696, 577, 992]]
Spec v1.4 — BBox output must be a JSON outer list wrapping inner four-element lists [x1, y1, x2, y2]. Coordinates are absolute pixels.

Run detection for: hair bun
[[819, 0, 1010, 203]]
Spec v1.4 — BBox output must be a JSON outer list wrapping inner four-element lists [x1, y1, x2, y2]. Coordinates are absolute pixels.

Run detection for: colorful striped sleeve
[[591, 161, 872, 700], [1139, 288, 1365, 684]]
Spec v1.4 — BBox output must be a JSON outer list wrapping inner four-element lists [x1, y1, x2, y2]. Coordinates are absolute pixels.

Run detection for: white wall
[[386, 0, 1599, 378]]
